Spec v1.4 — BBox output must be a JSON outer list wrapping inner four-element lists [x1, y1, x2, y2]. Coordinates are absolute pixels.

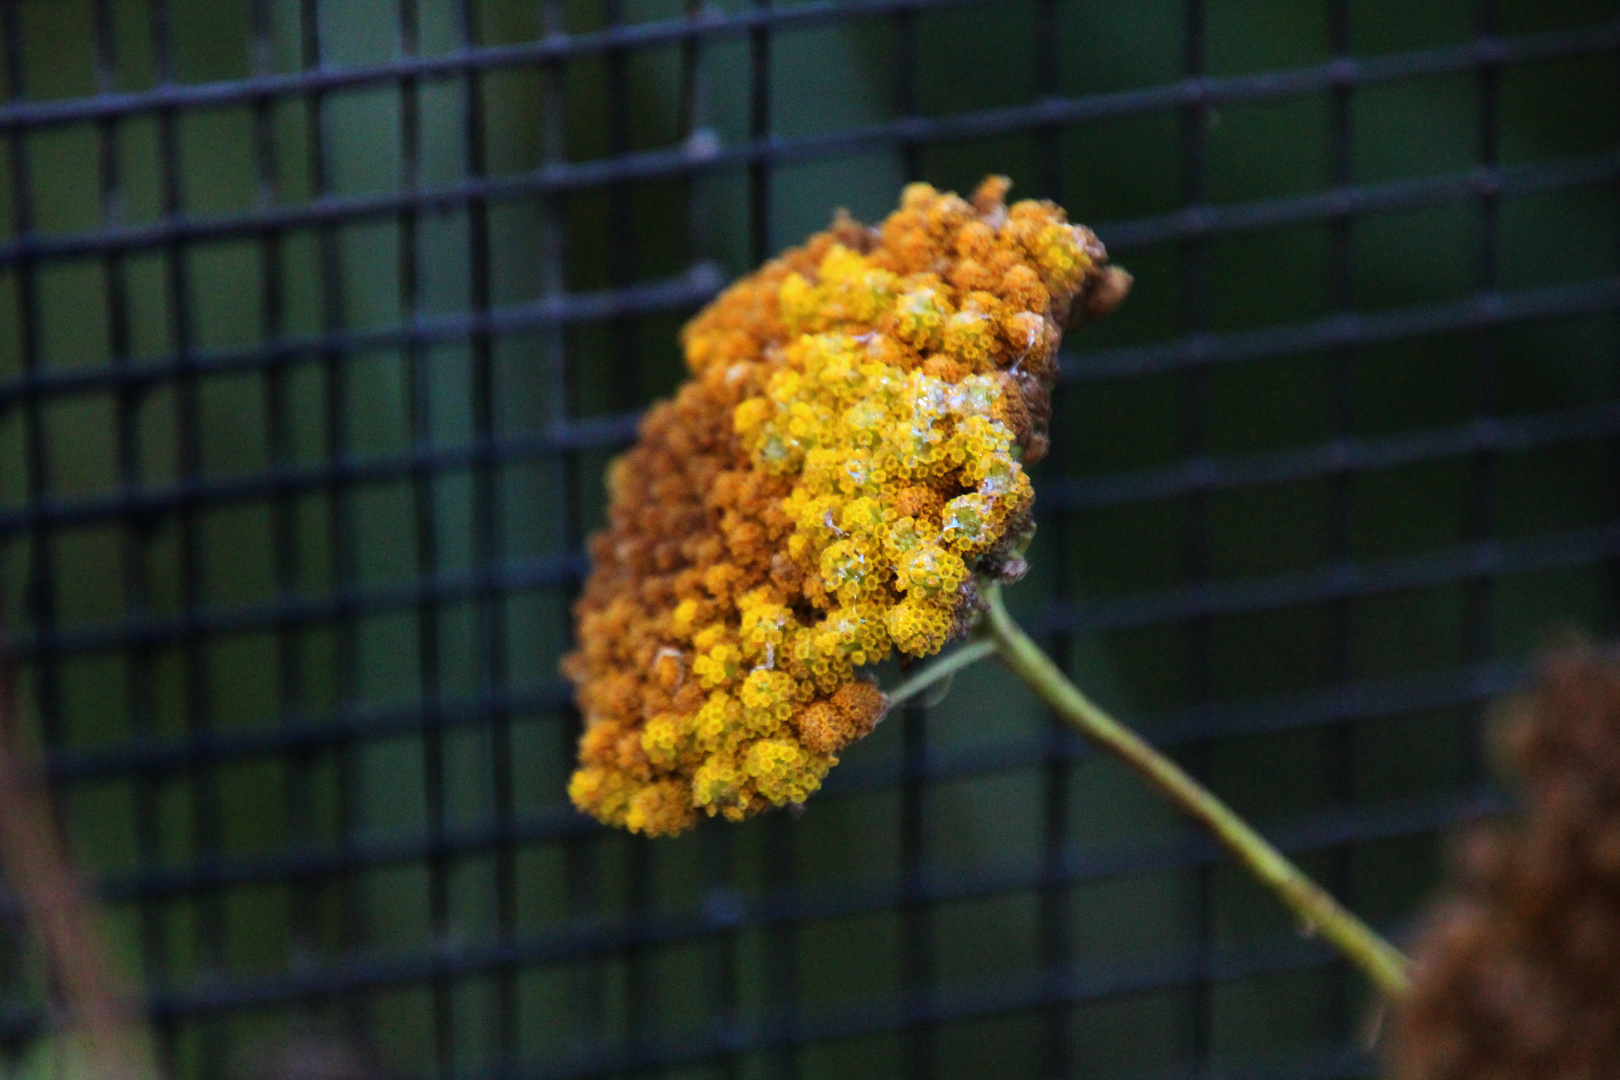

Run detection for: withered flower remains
[[1391, 645, 1620, 1079], [564, 177, 1130, 835]]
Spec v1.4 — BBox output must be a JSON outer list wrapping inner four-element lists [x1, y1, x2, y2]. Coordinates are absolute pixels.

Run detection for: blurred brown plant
[[1390, 642, 1620, 1079], [0, 651, 158, 1080]]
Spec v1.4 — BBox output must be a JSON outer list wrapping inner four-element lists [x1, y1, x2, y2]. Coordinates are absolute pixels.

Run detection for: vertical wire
[[0, 13, 20, 1063], [600, 1, 652, 1067], [898, 701, 932, 1080], [1032, 2, 1073, 1076], [1034, 0, 1063, 202], [452, 0, 515, 1069], [536, 0, 602, 1065], [748, 0, 773, 267], [745, 7, 800, 1080], [1324, 0, 1358, 1047], [1176, 0, 1214, 1071], [891, 3, 917, 181], [392, 2, 456, 1075], [147, 1, 226, 1072], [253, 0, 322, 1005], [680, 0, 713, 273], [677, 5, 743, 1074], [480, 5, 519, 1064], [0, 5, 54, 747], [1613, 22, 1620, 638], [604, 0, 638, 412], [299, 0, 365, 1042], [1465, 0, 1500, 785], [92, 0, 167, 1067], [888, 10, 932, 1080], [0, 8, 68, 1067]]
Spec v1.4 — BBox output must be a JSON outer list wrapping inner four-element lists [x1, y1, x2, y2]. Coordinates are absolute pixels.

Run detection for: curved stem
[[885, 638, 997, 710], [0, 655, 159, 1079], [981, 584, 1412, 998]]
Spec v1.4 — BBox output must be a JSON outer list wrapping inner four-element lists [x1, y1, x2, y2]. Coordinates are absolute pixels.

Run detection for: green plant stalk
[[980, 584, 1412, 999], [886, 638, 998, 709]]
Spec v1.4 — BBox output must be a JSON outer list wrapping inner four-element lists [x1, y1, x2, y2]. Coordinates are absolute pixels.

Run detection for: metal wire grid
[[0, 0, 1615, 1077]]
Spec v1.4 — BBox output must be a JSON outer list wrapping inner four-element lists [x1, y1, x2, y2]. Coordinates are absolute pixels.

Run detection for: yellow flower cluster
[[734, 312, 1035, 660], [564, 177, 1129, 835]]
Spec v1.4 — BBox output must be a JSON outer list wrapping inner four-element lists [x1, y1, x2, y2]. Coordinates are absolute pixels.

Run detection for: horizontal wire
[[42, 651, 1520, 801], [487, 1029, 1375, 1080], [11, 551, 584, 660], [25, 389, 1620, 538], [1040, 519, 1620, 636], [829, 658, 1524, 798], [1044, 398, 1620, 512], [1059, 273, 1620, 383], [0, 263, 722, 410], [13, 510, 1618, 661], [2, 44, 1616, 271], [57, 655, 1517, 903], [0, 937, 1354, 1065], [1099, 147, 1620, 253], [0, 265, 1609, 425], [5, 389, 1613, 545], [45, 680, 573, 784], [0, 411, 642, 535], [0, 0, 990, 133], [30, 788, 1493, 1032], [0, 149, 1612, 410]]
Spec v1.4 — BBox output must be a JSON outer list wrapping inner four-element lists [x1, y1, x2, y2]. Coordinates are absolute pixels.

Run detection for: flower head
[[564, 177, 1130, 835]]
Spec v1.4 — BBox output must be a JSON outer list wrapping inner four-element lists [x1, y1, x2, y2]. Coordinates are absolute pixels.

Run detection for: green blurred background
[[1, 0, 1618, 1077]]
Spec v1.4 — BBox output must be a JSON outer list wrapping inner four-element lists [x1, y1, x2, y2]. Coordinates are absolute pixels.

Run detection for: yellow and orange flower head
[[564, 177, 1131, 835]]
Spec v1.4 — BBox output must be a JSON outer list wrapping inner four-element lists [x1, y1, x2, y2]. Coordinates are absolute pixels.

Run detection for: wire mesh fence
[[0, 0, 1617, 1077]]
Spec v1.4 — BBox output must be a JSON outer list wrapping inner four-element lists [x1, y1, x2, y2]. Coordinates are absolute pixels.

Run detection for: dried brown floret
[[565, 177, 1129, 834], [1389, 644, 1620, 1079]]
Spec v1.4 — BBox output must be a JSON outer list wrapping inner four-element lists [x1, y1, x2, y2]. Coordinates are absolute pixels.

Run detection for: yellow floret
[[893, 285, 952, 352], [778, 272, 817, 332], [778, 248, 900, 335], [884, 517, 925, 561], [897, 543, 968, 598], [1026, 221, 1093, 295], [739, 668, 800, 735], [692, 754, 749, 813], [733, 396, 771, 436], [942, 310, 996, 372], [641, 715, 685, 769], [839, 496, 891, 537], [568, 766, 633, 826], [671, 598, 702, 639], [885, 597, 955, 656], [738, 590, 797, 662], [940, 493, 996, 554], [821, 537, 886, 605], [691, 691, 744, 754], [744, 738, 833, 805], [625, 779, 696, 836], [693, 642, 743, 688]]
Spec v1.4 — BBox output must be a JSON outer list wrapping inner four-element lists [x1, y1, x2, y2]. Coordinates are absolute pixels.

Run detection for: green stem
[[980, 584, 1412, 998], [886, 638, 998, 709]]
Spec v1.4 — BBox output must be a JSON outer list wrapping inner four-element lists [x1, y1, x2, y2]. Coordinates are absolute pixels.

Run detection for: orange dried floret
[[564, 176, 1129, 834]]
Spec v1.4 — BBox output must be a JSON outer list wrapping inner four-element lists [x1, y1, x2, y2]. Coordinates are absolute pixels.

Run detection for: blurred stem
[[979, 583, 1413, 999], [885, 638, 997, 709], [0, 657, 160, 1080]]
